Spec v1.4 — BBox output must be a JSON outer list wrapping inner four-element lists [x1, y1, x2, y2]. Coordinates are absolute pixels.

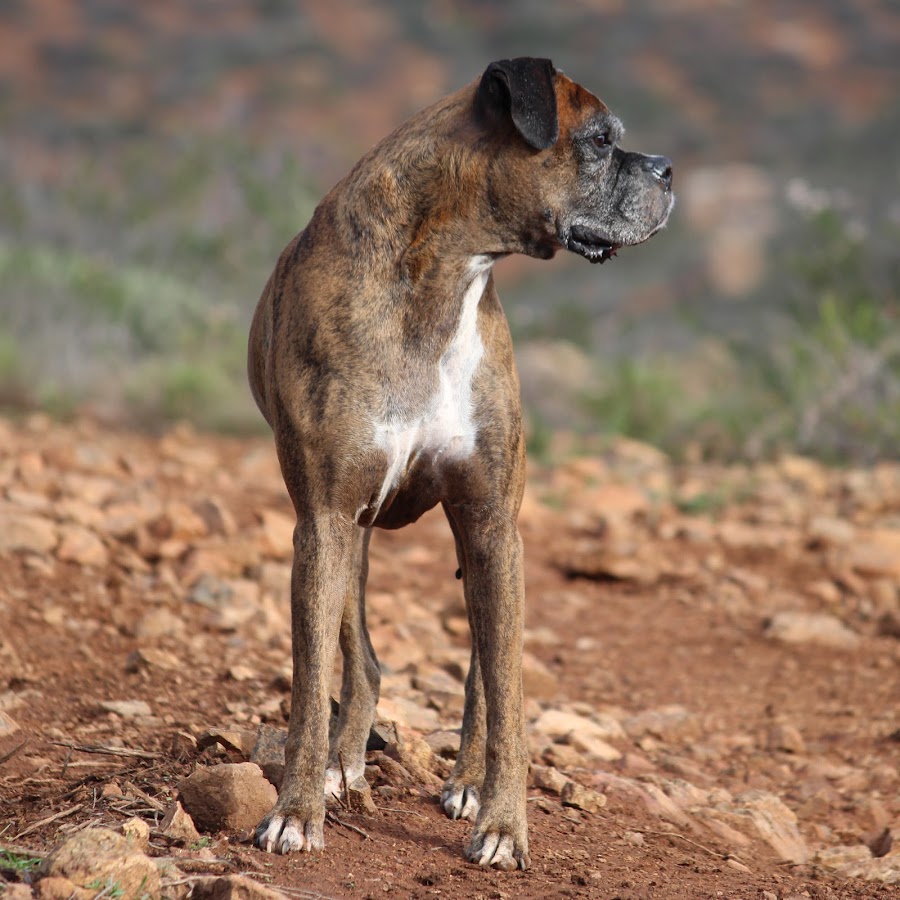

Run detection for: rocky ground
[[0, 415, 898, 900]]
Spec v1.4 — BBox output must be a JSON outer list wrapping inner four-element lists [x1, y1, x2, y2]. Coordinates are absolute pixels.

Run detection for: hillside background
[[1, 0, 898, 460]]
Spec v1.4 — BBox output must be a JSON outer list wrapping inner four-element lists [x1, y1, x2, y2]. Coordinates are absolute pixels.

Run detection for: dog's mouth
[[564, 225, 620, 265]]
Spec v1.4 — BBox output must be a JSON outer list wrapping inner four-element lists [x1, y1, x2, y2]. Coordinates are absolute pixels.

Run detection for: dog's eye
[[591, 132, 612, 151]]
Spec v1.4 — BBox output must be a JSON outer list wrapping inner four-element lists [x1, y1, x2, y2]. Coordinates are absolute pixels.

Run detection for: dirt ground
[[1, 416, 898, 899]]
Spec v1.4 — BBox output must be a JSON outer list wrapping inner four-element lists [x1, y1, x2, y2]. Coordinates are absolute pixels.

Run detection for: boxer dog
[[247, 57, 672, 871]]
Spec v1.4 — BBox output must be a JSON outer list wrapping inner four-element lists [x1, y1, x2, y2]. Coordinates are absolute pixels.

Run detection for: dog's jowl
[[247, 57, 672, 871]]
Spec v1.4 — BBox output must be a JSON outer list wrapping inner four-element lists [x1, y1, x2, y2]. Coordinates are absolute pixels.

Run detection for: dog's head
[[474, 57, 673, 263]]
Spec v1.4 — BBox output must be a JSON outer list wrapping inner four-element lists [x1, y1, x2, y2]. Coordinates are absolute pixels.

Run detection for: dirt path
[[1, 417, 898, 899]]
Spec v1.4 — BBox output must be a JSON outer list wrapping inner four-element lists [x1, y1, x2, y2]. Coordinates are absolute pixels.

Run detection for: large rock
[[178, 763, 276, 834], [39, 827, 160, 899]]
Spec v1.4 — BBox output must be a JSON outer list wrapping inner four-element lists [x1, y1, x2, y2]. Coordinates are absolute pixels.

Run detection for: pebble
[[533, 708, 626, 743], [766, 722, 806, 755], [764, 611, 860, 650], [560, 780, 607, 813], [159, 800, 202, 844], [56, 525, 108, 567], [121, 816, 150, 851], [100, 699, 152, 719], [0, 512, 58, 554], [191, 875, 288, 900], [532, 765, 568, 795], [346, 775, 379, 815]]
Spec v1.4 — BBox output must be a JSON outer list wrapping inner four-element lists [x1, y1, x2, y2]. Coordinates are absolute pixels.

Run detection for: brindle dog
[[248, 57, 673, 871]]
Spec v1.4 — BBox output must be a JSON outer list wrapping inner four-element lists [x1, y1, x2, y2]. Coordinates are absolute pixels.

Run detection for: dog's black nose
[[643, 155, 673, 190]]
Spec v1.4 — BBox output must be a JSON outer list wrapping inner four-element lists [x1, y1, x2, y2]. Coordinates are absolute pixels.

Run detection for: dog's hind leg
[[440, 505, 486, 822], [324, 527, 379, 799], [255, 510, 359, 855]]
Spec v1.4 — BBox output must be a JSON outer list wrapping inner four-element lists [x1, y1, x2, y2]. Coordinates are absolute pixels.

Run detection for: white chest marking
[[370, 256, 491, 511]]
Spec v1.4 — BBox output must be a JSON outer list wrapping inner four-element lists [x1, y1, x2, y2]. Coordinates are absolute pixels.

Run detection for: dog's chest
[[370, 257, 491, 507]]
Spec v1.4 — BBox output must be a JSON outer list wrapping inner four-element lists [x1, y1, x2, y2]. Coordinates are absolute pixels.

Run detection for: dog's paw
[[466, 829, 529, 871], [255, 813, 324, 855], [441, 783, 480, 821]]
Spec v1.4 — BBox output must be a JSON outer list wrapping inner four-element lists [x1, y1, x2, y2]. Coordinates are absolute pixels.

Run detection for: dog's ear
[[476, 57, 559, 151]]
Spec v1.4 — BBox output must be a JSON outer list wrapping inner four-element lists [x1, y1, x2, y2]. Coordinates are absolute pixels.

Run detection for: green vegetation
[[2, 125, 897, 464], [0, 847, 42, 873], [0, 136, 315, 432]]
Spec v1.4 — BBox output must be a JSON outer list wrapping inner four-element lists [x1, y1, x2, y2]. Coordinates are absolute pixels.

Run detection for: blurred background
[[1, 0, 898, 462]]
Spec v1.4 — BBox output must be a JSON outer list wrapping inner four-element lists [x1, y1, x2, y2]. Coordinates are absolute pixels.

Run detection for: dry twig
[[325, 810, 368, 840], [14, 803, 84, 840], [48, 741, 160, 760]]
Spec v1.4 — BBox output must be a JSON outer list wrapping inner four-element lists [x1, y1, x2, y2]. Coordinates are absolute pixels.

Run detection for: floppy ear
[[476, 57, 559, 151]]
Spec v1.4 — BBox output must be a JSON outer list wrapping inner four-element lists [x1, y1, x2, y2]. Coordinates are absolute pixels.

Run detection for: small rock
[[56, 526, 108, 567], [841, 855, 900, 884], [100, 700, 152, 719], [39, 827, 160, 899], [726, 858, 752, 874], [0, 512, 57, 554], [567, 731, 622, 762], [848, 529, 900, 579], [256, 509, 295, 558], [198, 727, 257, 759], [121, 817, 150, 850], [384, 734, 444, 784], [623, 830, 645, 846], [0, 709, 21, 751], [532, 765, 568, 795], [227, 665, 256, 682], [170, 731, 198, 760], [35, 876, 92, 900], [159, 800, 201, 844], [346, 776, 378, 815], [424, 729, 461, 758], [2, 885, 33, 900], [372, 753, 415, 787], [178, 763, 276, 834], [250, 725, 288, 788], [533, 708, 626, 743], [521, 652, 559, 700], [133, 608, 184, 640], [814, 845, 872, 870], [715, 790, 809, 864], [377, 696, 440, 732], [101, 782, 124, 799], [560, 780, 607, 813], [191, 875, 286, 900], [766, 723, 806, 755], [764, 611, 859, 650], [125, 647, 181, 673], [807, 516, 855, 545]]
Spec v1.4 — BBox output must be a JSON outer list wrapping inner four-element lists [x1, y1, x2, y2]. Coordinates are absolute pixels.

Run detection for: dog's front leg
[[441, 506, 486, 821], [452, 507, 529, 871], [256, 512, 358, 854]]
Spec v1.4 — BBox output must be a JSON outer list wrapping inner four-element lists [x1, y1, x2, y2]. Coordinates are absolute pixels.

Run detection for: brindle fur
[[248, 57, 672, 871]]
